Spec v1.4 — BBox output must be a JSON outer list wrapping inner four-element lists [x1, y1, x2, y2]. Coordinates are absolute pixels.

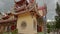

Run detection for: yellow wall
[[17, 12, 37, 34]]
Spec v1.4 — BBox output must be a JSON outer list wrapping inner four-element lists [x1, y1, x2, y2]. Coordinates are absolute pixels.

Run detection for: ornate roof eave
[[0, 13, 17, 23], [0, 18, 17, 23]]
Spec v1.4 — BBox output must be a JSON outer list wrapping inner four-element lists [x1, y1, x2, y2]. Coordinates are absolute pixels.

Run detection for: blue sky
[[0, 0, 59, 20]]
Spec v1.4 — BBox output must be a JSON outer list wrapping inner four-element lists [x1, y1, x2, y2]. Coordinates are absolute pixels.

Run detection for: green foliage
[[55, 2, 60, 29], [12, 29, 18, 34], [47, 24, 50, 28], [47, 22, 56, 33], [56, 2, 60, 15], [55, 16, 60, 29], [47, 23, 52, 33]]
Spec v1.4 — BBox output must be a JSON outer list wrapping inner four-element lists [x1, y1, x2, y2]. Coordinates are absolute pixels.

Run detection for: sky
[[45, 0, 57, 20], [0, 0, 59, 20]]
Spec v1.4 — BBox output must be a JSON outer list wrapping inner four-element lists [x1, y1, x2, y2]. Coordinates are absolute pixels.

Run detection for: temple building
[[0, 0, 47, 34], [13, 0, 47, 34]]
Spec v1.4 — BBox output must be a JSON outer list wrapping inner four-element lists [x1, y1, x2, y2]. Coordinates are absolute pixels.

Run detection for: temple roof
[[0, 18, 17, 23], [0, 13, 17, 23]]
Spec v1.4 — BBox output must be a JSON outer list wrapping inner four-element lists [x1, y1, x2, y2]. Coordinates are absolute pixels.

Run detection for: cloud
[[46, 0, 57, 20], [0, 1, 5, 8], [0, 0, 14, 12], [36, 0, 45, 6], [58, 0, 60, 5]]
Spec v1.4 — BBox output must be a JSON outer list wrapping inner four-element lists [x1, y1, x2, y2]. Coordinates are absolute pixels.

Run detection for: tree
[[47, 23, 51, 33], [56, 2, 60, 15], [47, 21, 56, 34], [55, 2, 60, 34]]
